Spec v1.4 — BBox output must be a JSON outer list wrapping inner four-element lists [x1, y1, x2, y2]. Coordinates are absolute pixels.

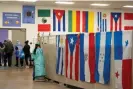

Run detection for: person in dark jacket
[[0, 42, 5, 66], [4, 40, 14, 67], [23, 41, 30, 68]]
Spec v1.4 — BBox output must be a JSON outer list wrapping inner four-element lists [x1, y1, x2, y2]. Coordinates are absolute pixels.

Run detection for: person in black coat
[[23, 41, 30, 68]]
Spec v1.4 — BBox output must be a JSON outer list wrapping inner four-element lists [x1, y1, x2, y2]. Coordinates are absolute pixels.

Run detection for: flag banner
[[3, 12, 21, 27], [82, 11, 94, 33], [95, 32, 112, 84], [56, 35, 65, 75], [80, 33, 96, 83], [110, 12, 122, 31], [68, 10, 80, 32], [53, 9, 65, 32], [114, 31, 132, 89], [97, 12, 107, 32], [38, 9, 51, 32], [65, 34, 79, 81], [124, 13, 133, 30], [22, 5, 35, 24]]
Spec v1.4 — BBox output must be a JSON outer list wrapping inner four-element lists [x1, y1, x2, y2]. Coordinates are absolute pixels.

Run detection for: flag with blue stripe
[[97, 12, 107, 32], [53, 10, 65, 32], [56, 35, 65, 75], [95, 32, 112, 84]]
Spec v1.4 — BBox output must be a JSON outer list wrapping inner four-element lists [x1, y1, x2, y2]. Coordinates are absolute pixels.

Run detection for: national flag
[[68, 10, 80, 32], [124, 13, 133, 30], [110, 13, 122, 31], [53, 9, 65, 32], [22, 5, 35, 24], [95, 32, 112, 84], [114, 31, 132, 89], [82, 11, 94, 33], [97, 12, 107, 32], [38, 9, 51, 32], [65, 34, 79, 81], [80, 33, 96, 83], [56, 35, 65, 75]]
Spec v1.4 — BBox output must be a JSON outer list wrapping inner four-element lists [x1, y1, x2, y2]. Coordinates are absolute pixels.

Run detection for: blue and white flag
[[97, 12, 107, 32], [56, 35, 65, 75], [95, 32, 112, 84]]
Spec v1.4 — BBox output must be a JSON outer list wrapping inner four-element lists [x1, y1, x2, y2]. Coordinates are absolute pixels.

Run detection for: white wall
[[0, 3, 132, 42]]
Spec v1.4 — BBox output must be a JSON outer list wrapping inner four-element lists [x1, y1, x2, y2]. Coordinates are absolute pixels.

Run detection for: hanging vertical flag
[[82, 11, 94, 33], [65, 34, 79, 81], [56, 35, 65, 75], [80, 33, 96, 83], [95, 32, 112, 84], [124, 13, 133, 30], [53, 9, 65, 32], [38, 9, 51, 32], [97, 12, 107, 32], [68, 10, 80, 32], [114, 31, 132, 89], [22, 5, 35, 24], [110, 12, 122, 31]]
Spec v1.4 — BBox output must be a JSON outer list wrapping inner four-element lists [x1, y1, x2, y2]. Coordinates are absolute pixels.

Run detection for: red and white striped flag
[[124, 13, 133, 30], [65, 34, 79, 81]]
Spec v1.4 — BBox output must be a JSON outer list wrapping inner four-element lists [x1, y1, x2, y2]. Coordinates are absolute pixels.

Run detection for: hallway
[[0, 68, 68, 89]]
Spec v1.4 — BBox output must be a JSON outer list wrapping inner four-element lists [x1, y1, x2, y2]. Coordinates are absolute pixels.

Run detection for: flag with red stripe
[[110, 13, 122, 31], [114, 31, 132, 89], [80, 33, 96, 83], [65, 34, 79, 81], [124, 13, 133, 30]]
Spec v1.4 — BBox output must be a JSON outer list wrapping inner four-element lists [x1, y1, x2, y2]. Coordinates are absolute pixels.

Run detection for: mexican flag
[[38, 9, 51, 32]]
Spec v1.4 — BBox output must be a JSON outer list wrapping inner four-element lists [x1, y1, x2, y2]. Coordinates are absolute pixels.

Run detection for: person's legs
[[15, 57, 19, 67], [29, 54, 32, 66], [20, 59, 23, 67], [7, 53, 12, 67], [25, 54, 29, 66], [4, 53, 7, 67], [0, 53, 2, 66]]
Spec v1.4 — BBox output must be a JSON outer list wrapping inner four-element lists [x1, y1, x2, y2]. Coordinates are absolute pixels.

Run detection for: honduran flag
[[53, 9, 65, 32], [80, 33, 96, 83], [56, 35, 65, 75], [114, 31, 132, 89], [95, 32, 112, 84], [65, 34, 80, 81]]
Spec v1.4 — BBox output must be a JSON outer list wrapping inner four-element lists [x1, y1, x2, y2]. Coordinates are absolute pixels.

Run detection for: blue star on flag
[[125, 40, 128, 47]]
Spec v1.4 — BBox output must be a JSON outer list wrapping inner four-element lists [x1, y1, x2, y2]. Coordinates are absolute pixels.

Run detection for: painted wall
[[0, 3, 133, 42]]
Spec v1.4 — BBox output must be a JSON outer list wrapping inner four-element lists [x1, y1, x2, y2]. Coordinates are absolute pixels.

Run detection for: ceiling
[[0, 1, 133, 10]]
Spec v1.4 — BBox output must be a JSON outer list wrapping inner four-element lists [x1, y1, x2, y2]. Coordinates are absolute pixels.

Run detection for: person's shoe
[[26, 66, 29, 68], [15, 65, 18, 67], [0, 64, 2, 66]]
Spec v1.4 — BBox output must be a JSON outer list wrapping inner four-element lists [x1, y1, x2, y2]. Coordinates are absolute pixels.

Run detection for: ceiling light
[[17, 0, 37, 2], [90, 3, 109, 7], [55, 1, 74, 5], [123, 5, 133, 8]]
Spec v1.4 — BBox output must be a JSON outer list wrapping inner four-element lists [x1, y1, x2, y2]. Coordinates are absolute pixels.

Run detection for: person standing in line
[[4, 40, 14, 67], [14, 40, 23, 67], [32, 43, 46, 81], [0, 42, 5, 66], [23, 40, 30, 68]]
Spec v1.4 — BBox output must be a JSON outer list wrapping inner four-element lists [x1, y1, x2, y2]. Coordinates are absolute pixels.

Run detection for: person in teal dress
[[32, 43, 46, 81]]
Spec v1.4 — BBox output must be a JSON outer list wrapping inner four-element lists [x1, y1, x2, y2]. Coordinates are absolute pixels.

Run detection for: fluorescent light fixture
[[17, 0, 37, 2], [55, 1, 74, 5], [90, 3, 109, 6], [123, 5, 133, 8]]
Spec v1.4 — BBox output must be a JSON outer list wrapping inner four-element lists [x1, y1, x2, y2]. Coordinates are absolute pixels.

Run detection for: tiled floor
[[0, 67, 68, 89]]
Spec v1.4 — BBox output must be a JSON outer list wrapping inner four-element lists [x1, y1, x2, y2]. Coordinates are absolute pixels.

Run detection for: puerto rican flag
[[114, 31, 132, 89], [124, 13, 133, 30], [80, 33, 96, 83], [53, 9, 65, 32], [110, 13, 122, 31], [65, 34, 79, 81]]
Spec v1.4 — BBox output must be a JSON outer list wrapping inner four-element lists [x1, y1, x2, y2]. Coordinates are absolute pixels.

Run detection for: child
[[19, 49, 25, 67], [15, 47, 19, 67]]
